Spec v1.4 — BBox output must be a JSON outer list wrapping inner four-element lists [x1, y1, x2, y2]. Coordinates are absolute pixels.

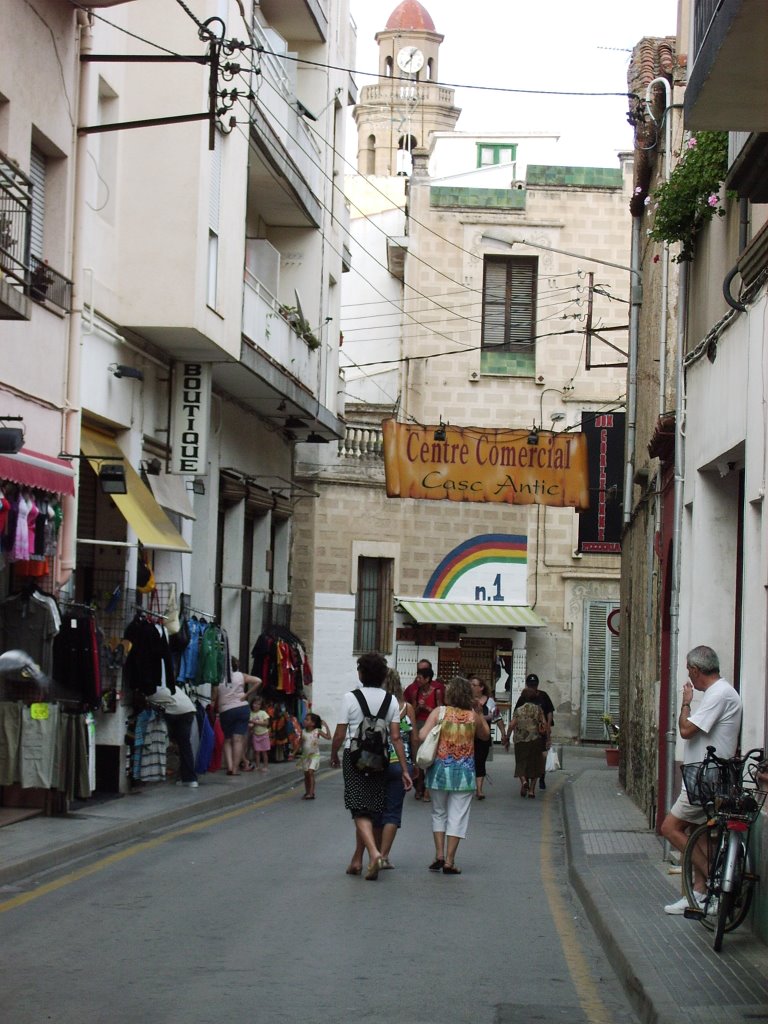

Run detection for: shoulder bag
[[415, 706, 446, 770]]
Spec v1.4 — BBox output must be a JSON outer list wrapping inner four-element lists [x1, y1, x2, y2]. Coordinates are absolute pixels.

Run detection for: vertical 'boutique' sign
[[169, 362, 212, 475]]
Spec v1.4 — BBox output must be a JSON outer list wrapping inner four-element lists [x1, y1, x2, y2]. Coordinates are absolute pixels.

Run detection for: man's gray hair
[[686, 645, 720, 675]]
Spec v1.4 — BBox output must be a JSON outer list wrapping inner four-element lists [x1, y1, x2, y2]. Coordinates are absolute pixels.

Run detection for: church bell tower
[[353, 0, 461, 177]]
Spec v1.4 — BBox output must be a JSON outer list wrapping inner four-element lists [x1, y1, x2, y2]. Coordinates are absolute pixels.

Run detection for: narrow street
[[0, 752, 638, 1024]]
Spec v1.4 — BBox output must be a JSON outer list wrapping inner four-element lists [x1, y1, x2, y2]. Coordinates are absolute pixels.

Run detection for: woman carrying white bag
[[418, 676, 489, 875]]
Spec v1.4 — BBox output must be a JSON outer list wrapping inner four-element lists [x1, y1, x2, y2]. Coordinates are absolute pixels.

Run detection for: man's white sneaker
[[664, 895, 692, 915], [176, 780, 199, 788]]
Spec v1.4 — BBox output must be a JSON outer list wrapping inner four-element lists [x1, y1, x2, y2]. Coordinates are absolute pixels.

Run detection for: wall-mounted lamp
[[98, 462, 127, 495], [0, 427, 24, 454], [191, 478, 206, 496], [527, 424, 539, 446], [141, 457, 162, 476], [306, 432, 327, 444], [433, 417, 447, 442], [550, 412, 565, 424], [108, 363, 144, 382], [59, 451, 128, 495]]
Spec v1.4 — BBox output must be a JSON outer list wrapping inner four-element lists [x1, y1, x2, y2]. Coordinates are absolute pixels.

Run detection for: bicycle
[[680, 745, 766, 952]]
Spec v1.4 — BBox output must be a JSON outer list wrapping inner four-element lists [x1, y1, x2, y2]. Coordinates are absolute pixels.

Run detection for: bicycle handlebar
[[703, 745, 764, 769]]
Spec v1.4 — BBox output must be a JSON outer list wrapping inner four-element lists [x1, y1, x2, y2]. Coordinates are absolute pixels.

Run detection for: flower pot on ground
[[605, 747, 620, 768]]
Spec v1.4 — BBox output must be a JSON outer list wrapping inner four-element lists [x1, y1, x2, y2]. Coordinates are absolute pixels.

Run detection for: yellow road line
[[0, 787, 295, 914], [540, 786, 613, 1024]]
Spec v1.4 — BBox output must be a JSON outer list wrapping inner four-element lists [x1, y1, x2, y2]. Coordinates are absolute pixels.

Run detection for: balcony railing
[[338, 423, 384, 460], [0, 152, 31, 289], [242, 268, 319, 394], [29, 255, 73, 313], [692, 0, 721, 62]]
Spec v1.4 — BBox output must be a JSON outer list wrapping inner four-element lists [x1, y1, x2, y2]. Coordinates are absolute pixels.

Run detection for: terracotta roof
[[385, 0, 436, 32]]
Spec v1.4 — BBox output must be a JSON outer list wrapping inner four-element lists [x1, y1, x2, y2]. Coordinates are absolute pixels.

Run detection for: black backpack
[[349, 691, 393, 776]]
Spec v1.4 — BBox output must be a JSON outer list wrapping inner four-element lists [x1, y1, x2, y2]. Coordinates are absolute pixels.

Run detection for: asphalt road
[[0, 751, 638, 1024]]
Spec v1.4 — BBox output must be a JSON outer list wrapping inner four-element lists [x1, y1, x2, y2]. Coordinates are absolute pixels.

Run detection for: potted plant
[[278, 303, 320, 350], [603, 713, 620, 767]]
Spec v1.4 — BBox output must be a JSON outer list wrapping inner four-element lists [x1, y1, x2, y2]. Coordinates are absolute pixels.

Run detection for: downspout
[[622, 215, 643, 525], [664, 258, 688, 856], [645, 77, 673, 421], [58, 11, 92, 587]]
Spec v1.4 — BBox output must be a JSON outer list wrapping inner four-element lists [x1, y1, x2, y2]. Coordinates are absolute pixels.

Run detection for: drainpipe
[[622, 215, 643, 525], [664, 258, 688, 855], [58, 11, 92, 587], [645, 77, 673, 421]]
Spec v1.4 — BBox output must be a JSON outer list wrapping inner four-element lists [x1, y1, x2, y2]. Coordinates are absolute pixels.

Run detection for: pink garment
[[12, 494, 31, 560]]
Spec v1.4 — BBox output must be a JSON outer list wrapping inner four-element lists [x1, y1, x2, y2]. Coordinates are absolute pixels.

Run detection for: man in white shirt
[[661, 645, 742, 914]]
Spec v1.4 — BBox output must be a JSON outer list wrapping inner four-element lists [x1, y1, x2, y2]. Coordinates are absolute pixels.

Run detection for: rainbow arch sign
[[423, 534, 527, 605]]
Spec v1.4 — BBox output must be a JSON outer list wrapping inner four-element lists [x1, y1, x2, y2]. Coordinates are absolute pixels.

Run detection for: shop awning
[[81, 427, 191, 552], [146, 468, 196, 520], [0, 448, 76, 496], [396, 598, 546, 628]]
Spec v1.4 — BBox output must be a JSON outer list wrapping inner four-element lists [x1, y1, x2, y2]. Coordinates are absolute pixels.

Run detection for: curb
[[0, 772, 297, 889], [560, 778, 679, 1024]]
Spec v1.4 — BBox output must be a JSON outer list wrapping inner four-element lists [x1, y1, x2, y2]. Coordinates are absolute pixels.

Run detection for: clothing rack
[[186, 606, 217, 621], [132, 603, 168, 620]]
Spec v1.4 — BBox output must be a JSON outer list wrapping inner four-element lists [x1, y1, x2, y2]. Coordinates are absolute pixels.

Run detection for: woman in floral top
[[420, 676, 489, 875]]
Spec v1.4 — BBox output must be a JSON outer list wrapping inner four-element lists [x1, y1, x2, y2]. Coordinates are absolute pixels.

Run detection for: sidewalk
[[563, 750, 768, 1024], [2, 749, 768, 1023]]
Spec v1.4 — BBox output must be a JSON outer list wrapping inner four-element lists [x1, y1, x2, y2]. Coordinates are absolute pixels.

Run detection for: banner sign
[[382, 419, 589, 509], [169, 362, 212, 475], [577, 411, 625, 553]]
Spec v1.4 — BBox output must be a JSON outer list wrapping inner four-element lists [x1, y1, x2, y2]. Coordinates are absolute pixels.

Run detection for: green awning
[[396, 598, 546, 628]]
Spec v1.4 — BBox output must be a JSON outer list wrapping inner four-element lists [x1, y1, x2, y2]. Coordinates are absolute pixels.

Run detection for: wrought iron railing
[[692, 0, 721, 63], [29, 254, 73, 313], [0, 151, 31, 289]]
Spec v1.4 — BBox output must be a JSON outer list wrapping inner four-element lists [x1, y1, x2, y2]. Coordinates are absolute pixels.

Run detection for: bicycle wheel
[[682, 822, 718, 932], [715, 837, 754, 947]]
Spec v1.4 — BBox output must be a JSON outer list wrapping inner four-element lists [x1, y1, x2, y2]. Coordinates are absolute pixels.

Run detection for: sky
[[347, 0, 678, 167]]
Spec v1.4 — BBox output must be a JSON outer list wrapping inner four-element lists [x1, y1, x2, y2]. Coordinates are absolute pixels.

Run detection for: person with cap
[[514, 673, 554, 791]]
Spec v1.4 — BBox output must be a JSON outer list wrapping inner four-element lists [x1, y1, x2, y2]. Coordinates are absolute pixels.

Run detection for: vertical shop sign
[[577, 412, 625, 553], [169, 362, 211, 475]]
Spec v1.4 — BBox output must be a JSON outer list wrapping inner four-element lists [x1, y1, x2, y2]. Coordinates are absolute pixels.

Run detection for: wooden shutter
[[29, 146, 46, 260], [482, 256, 536, 351], [580, 599, 620, 740]]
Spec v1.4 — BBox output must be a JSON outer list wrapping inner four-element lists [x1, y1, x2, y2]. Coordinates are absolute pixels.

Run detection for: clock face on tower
[[396, 46, 424, 74]]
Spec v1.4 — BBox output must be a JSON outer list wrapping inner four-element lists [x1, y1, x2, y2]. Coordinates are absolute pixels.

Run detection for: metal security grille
[[580, 599, 620, 741], [29, 146, 46, 260], [482, 255, 537, 351], [354, 557, 393, 653]]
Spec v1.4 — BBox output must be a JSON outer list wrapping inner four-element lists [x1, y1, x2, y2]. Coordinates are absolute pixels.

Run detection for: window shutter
[[482, 260, 508, 347], [29, 146, 46, 260], [482, 256, 536, 351], [580, 599, 620, 740]]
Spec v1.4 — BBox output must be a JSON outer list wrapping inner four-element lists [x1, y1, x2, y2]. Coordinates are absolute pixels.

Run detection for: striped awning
[[396, 598, 546, 628]]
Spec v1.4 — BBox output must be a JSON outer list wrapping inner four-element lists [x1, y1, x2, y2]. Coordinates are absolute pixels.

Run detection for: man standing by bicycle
[[661, 645, 742, 914]]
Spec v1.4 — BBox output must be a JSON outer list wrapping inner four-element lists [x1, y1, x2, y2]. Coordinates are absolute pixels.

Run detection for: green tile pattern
[[430, 186, 527, 209], [525, 165, 623, 188], [480, 349, 535, 376]]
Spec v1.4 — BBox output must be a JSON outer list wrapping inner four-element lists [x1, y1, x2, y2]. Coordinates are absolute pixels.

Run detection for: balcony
[[242, 269, 319, 396], [686, 0, 768, 130], [258, 0, 327, 43], [246, 21, 323, 227], [0, 153, 31, 320]]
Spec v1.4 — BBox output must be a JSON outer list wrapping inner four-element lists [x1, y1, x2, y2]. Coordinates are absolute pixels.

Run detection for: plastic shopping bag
[[545, 746, 560, 772]]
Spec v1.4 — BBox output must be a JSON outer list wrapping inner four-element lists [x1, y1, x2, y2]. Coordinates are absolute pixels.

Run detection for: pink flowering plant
[[648, 131, 732, 262]]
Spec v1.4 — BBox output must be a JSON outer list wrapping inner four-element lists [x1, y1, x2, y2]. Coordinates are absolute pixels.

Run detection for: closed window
[[29, 145, 47, 260], [481, 255, 537, 376], [354, 557, 393, 654]]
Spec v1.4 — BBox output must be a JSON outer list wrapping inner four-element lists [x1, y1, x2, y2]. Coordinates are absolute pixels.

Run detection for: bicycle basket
[[681, 760, 735, 806]]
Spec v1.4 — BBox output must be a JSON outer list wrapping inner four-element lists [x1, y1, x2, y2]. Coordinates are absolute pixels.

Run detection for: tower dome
[[385, 0, 436, 32]]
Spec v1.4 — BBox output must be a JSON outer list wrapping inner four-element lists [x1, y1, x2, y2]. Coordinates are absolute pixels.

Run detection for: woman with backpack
[[330, 652, 413, 880]]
